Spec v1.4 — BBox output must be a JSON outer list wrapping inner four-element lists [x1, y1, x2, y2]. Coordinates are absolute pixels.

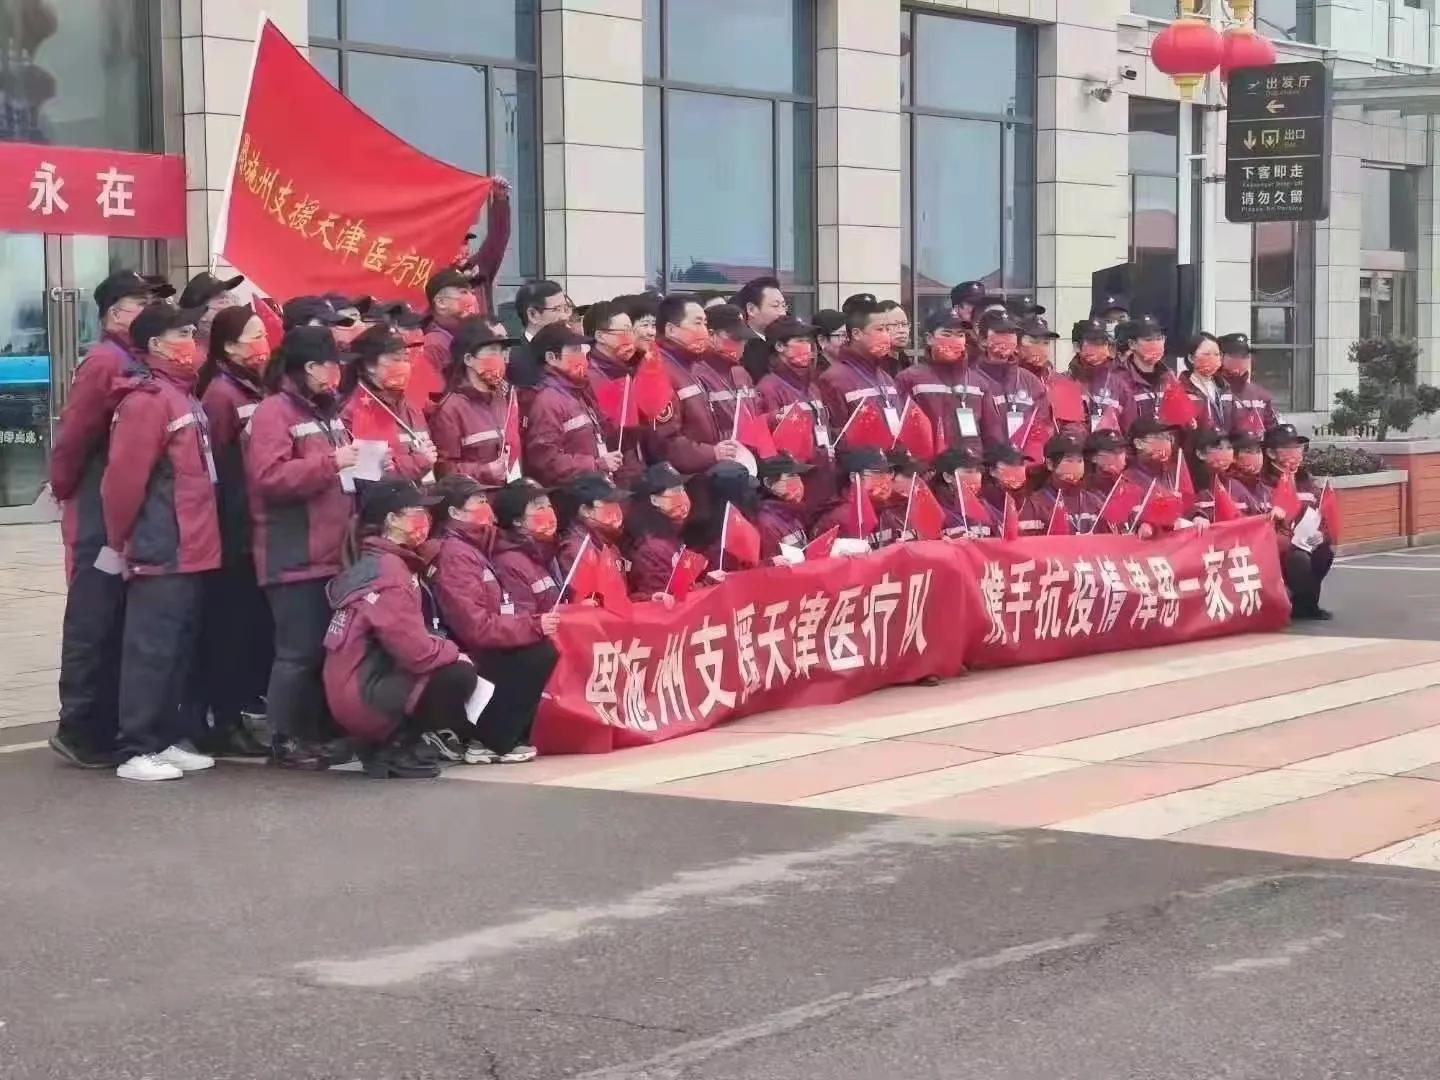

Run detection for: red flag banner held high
[[733, 404, 777, 458], [217, 19, 494, 305], [838, 400, 892, 451], [595, 376, 639, 431], [771, 404, 816, 464], [721, 505, 762, 568], [1272, 471, 1301, 521], [0, 142, 186, 238], [893, 399, 936, 461]]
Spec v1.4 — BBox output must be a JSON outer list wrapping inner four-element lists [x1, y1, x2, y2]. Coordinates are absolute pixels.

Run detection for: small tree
[[1329, 336, 1440, 440]]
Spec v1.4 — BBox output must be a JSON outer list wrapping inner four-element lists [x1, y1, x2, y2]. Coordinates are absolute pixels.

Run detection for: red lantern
[[1151, 15, 1224, 99], [1218, 26, 1278, 80]]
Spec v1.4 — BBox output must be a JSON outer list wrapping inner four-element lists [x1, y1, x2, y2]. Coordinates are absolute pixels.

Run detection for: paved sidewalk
[[0, 524, 65, 737]]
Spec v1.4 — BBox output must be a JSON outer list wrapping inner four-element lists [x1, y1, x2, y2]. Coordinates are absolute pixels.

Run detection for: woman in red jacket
[[323, 479, 479, 779], [428, 476, 561, 764], [623, 462, 692, 600], [340, 325, 439, 483], [245, 326, 359, 770], [429, 317, 520, 484], [491, 479, 563, 612], [192, 305, 273, 755], [555, 470, 630, 588]]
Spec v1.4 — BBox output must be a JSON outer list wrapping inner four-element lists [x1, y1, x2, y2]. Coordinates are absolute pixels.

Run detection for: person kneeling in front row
[[428, 476, 560, 764], [323, 479, 479, 779]]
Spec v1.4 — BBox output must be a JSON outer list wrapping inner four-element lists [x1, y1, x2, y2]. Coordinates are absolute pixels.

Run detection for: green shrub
[[1329, 336, 1440, 440], [1306, 444, 1385, 477]]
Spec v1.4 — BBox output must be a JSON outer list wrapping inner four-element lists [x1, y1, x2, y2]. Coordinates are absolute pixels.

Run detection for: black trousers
[[469, 640, 559, 754], [1283, 542, 1334, 613], [193, 561, 274, 728], [117, 574, 204, 757], [264, 579, 335, 743], [56, 560, 127, 754], [406, 662, 480, 738]]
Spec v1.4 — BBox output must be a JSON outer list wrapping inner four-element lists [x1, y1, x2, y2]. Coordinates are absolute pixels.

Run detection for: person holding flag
[[895, 312, 999, 456], [1115, 315, 1180, 431], [981, 443, 1031, 522], [583, 300, 647, 488], [817, 298, 904, 443], [429, 318, 521, 485], [1056, 318, 1131, 437], [418, 269, 484, 412], [1264, 424, 1334, 620], [1180, 332, 1230, 433], [693, 304, 758, 435], [555, 471, 632, 589], [930, 448, 1000, 539], [1084, 428, 1129, 494], [755, 453, 813, 559], [622, 463, 695, 600], [643, 295, 747, 473], [1225, 429, 1276, 516], [1122, 417, 1204, 537], [975, 311, 1050, 451], [340, 326, 439, 483], [684, 462, 763, 576], [1187, 429, 1237, 522], [1020, 434, 1104, 536], [523, 323, 622, 487], [1219, 333, 1281, 436], [812, 447, 896, 549], [755, 316, 836, 517], [1017, 314, 1062, 383], [882, 449, 927, 540], [490, 480, 563, 612]]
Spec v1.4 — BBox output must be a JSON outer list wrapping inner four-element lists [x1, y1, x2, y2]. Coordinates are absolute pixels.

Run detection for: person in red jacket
[[1057, 318, 1132, 436], [418, 268, 482, 413], [623, 463, 692, 600], [427, 475, 560, 763], [48, 270, 174, 767], [555, 470, 631, 588], [340, 325, 439, 484], [1116, 315, 1179, 431], [429, 317, 520, 485], [451, 177, 512, 314], [1085, 428, 1129, 495], [896, 311, 999, 455], [1017, 314, 1061, 383], [245, 327, 358, 770], [491, 479, 563, 612], [931, 447, 998, 538], [1219, 332, 1281, 434], [812, 447, 896, 548], [100, 303, 223, 782], [191, 305, 273, 756], [684, 461, 762, 575], [694, 304, 758, 436], [582, 300, 646, 489], [323, 479, 477, 778], [1179, 331, 1229, 433], [1122, 417, 1206, 537], [756, 453, 812, 560], [644, 294, 747, 473], [975, 311, 1050, 452], [178, 270, 244, 353], [1019, 434, 1106, 536], [522, 323, 621, 487], [817, 299, 903, 441]]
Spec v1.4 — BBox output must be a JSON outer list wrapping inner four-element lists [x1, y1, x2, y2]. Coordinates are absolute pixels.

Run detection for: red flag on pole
[[1319, 478, 1341, 540], [1012, 410, 1051, 465], [804, 524, 841, 560], [1047, 492, 1073, 536], [594, 376, 639, 430], [1140, 488, 1184, 530], [596, 546, 634, 616], [1271, 471, 1302, 521], [851, 483, 879, 538], [1098, 475, 1144, 532], [254, 295, 286, 350], [1235, 408, 1266, 439], [1049, 377, 1086, 425], [555, 534, 597, 609], [503, 390, 522, 481], [892, 398, 936, 461], [1158, 379, 1197, 428], [1211, 477, 1241, 522], [665, 547, 709, 600], [721, 504, 762, 569], [959, 486, 990, 533], [733, 403, 777, 458], [1175, 452, 1196, 501], [633, 354, 674, 420], [349, 388, 396, 443], [771, 404, 817, 463], [838, 400, 892, 451], [1000, 494, 1020, 540], [905, 480, 946, 541]]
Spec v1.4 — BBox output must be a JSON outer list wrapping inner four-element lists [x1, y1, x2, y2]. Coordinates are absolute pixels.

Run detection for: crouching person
[[323, 479, 478, 779], [429, 476, 560, 764]]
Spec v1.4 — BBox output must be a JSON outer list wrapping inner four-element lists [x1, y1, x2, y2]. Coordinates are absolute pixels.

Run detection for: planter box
[[1312, 469, 1408, 554]]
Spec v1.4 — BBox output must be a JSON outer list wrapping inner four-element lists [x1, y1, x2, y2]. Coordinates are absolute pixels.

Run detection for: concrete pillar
[[539, 0, 647, 304]]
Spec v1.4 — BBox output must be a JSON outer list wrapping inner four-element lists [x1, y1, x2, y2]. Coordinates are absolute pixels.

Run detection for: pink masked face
[[1273, 446, 1304, 472], [1235, 449, 1264, 475], [1054, 459, 1085, 485], [931, 336, 966, 364], [771, 475, 804, 504], [1135, 339, 1166, 364]]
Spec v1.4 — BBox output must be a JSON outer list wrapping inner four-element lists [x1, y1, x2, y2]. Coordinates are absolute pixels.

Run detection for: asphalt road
[[3, 551, 1439, 1079]]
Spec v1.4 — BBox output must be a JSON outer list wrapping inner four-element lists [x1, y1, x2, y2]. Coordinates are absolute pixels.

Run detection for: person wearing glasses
[[506, 280, 573, 394]]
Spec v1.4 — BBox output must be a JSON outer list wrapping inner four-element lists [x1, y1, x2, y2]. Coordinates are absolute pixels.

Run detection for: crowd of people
[[47, 256, 1334, 783]]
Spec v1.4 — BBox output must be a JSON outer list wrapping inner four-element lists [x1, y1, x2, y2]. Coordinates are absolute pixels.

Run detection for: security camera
[[1091, 85, 1114, 103], [1087, 66, 1137, 102], [1120, 65, 1138, 81]]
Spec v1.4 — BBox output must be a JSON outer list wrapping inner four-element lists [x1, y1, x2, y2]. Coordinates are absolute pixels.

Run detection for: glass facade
[[900, 10, 1036, 332], [1251, 221, 1314, 411], [1132, 0, 1315, 41], [1128, 98, 1182, 334], [643, 0, 815, 303], [308, 1, 542, 299]]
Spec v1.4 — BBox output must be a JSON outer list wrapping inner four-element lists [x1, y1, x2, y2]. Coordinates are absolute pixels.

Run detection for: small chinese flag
[[838, 399, 892, 451], [851, 483, 879, 539], [1141, 488, 1184, 530], [1099, 475, 1144, 531], [594, 375, 639, 430], [254, 295, 286, 350], [596, 545, 634, 616], [633, 354, 674, 421], [959, 486, 991, 531], [349, 389, 397, 443], [906, 479, 946, 541], [721, 503, 762, 568], [1234, 409, 1266, 439], [1049, 377, 1086, 425], [1094, 406, 1122, 434], [893, 398, 936, 462], [1158, 379, 1197, 429], [1013, 410, 1052, 465], [1175, 452, 1196, 502], [1001, 493, 1020, 541], [1319, 479, 1341, 540], [1271, 471, 1301, 521], [1211, 477, 1241, 522], [1047, 492, 1072, 536], [804, 524, 841, 560], [666, 547, 709, 600], [503, 390, 522, 481], [559, 535, 599, 608], [733, 402, 777, 458], [771, 403, 817, 463]]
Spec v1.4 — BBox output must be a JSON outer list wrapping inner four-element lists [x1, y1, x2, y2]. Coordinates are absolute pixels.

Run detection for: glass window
[[491, 68, 539, 282], [1132, 0, 1179, 17], [643, 0, 660, 80], [1257, 0, 1315, 43], [0, 0, 153, 151], [341, 0, 536, 61], [1251, 221, 1314, 410], [310, 47, 340, 87], [1128, 98, 1179, 175], [1253, 220, 1296, 302], [644, 87, 664, 289], [1362, 166, 1418, 254], [346, 52, 488, 172], [913, 13, 1034, 118], [663, 0, 811, 95], [914, 116, 1001, 289], [776, 103, 814, 288], [309, 0, 338, 38]]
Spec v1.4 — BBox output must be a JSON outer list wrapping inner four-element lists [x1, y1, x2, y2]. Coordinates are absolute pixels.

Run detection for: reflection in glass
[[644, 87, 664, 290], [913, 13, 1033, 118], [1128, 98, 1179, 175], [308, 0, 338, 38], [664, 91, 772, 286], [913, 115, 1001, 289], [310, 47, 340, 88], [0, 0, 152, 151], [343, 0, 535, 61], [490, 68, 538, 283], [664, 0, 810, 94], [1251, 348, 1294, 411], [1253, 221, 1296, 303], [776, 103, 814, 288], [1131, 0, 1179, 17], [346, 52, 487, 173], [1004, 123, 1035, 289], [0, 233, 47, 508], [1256, 0, 1315, 43]]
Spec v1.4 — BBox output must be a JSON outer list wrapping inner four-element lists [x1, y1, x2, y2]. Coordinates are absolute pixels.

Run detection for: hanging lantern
[[1151, 15, 1224, 99], [1218, 25, 1278, 80]]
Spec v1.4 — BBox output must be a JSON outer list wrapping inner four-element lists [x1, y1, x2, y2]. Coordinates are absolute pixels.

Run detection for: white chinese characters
[[27, 162, 68, 215], [24, 161, 140, 219], [96, 167, 137, 218]]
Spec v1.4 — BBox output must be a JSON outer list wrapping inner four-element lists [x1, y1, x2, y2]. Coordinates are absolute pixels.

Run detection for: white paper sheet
[[464, 673, 497, 725]]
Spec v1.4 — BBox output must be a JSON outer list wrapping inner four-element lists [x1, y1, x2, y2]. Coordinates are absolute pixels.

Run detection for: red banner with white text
[[216, 20, 493, 305], [535, 518, 1291, 754], [0, 143, 186, 238]]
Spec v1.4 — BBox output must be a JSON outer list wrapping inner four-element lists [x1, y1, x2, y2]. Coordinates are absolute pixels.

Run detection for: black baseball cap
[[1019, 315, 1060, 340], [1264, 423, 1309, 449], [979, 310, 1021, 335], [349, 325, 406, 363], [94, 269, 169, 313], [1006, 295, 1046, 317], [836, 446, 890, 477], [425, 268, 473, 304], [926, 311, 971, 335], [1044, 434, 1085, 460], [1085, 429, 1128, 454], [359, 478, 440, 526], [567, 471, 629, 505], [633, 462, 688, 497], [933, 447, 982, 475], [279, 325, 342, 372], [1091, 294, 1130, 318], [1229, 430, 1264, 450], [1193, 429, 1233, 452], [1219, 332, 1252, 356], [531, 322, 593, 362], [705, 303, 758, 339], [140, 274, 177, 301], [284, 295, 354, 329], [179, 271, 244, 309], [811, 309, 846, 337], [983, 443, 1026, 467], [430, 474, 488, 515], [1129, 416, 1180, 440], [950, 281, 986, 307], [886, 448, 923, 477], [451, 317, 521, 364], [493, 479, 550, 527], [1072, 318, 1111, 344], [765, 317, 814, 344], [1127, 314, 1166, 340], [129, 301, 203, 353], [367, 300, 426, 330], [758, 452, 814, 480]]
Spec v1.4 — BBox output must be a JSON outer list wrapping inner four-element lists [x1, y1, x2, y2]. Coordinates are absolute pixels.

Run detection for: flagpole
[[719, 507, 730, 574], [1048, 490, 1063, 536], [1090, 474, 1122, 535], [835, 399, 870, 445], [551, 534, 593, 611], [1131, 478, 1158, 534], [211, 10, 270, 273], [615, 375, 633, 456], [902, 482, 915, 536]]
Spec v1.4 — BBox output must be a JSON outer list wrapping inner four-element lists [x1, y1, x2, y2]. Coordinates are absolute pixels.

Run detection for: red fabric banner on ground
[[216, 20, 494, 305], [0, 142, 185, 238], [535, 518, 1289, 753]]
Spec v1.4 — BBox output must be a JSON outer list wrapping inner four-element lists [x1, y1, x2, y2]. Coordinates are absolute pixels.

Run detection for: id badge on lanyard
[[1005, 407, 1025, 439], [955, 406, 979, 440], [883, 401, 901, 437], [500, 592, 516, 616]]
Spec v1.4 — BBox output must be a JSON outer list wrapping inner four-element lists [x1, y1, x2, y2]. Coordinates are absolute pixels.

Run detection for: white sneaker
[[153, 744, 216, 772], [463, 742, 502, 765], [116, 754, 184, 781], [498, 745, 538, 764]]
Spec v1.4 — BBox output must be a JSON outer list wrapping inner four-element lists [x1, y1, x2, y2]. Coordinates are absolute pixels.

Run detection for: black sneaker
[[362, 742, 442, 779], [48, 733, 118, 769], [269, 737, 349, 771], [420, 730, 464, 762], [1293, 605, 1335, 622]]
